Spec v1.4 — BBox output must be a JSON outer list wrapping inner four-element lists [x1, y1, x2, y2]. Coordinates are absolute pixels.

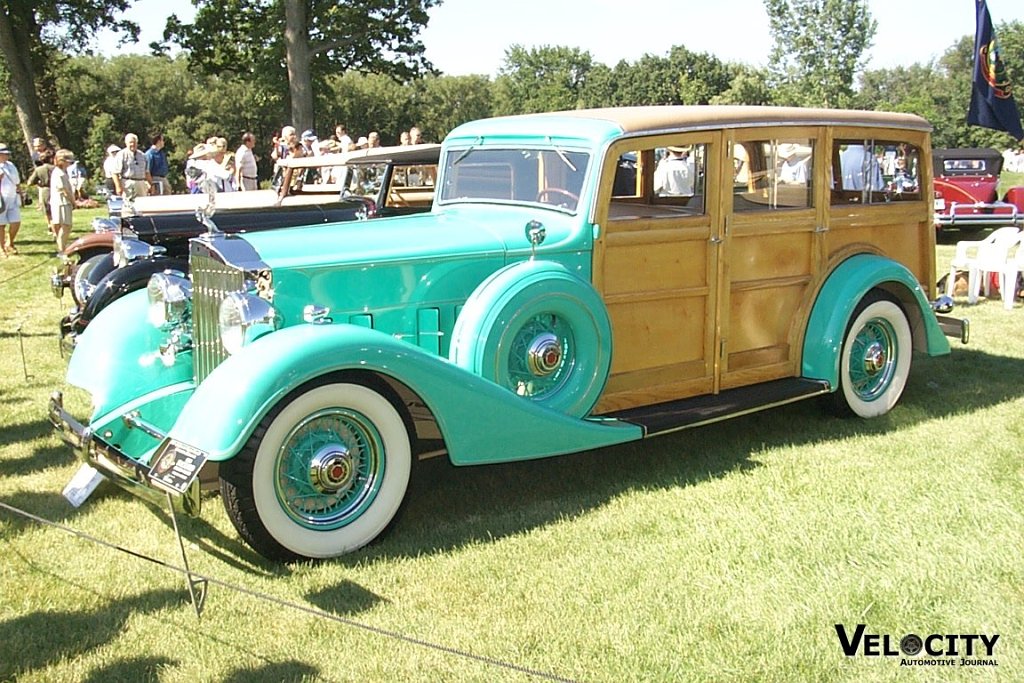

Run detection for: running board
[[607, 378, 832, 437]]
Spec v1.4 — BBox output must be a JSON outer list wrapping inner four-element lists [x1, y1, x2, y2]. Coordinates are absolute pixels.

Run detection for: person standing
[[653, 146, 694, 196], [235, 132, 258, 191], [50, 149, 76, 255], [28, 150, 55, 237], [146, 133, 170, 195], [102, 144, 120, 194], [0, 143, 23, 256], [113, 133, 151, 199]]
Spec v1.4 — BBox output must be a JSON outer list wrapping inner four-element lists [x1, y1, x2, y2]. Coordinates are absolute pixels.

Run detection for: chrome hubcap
[[862, 342, 887, 376], [527, 333, 563, 377], [308, 444, 355, 494]]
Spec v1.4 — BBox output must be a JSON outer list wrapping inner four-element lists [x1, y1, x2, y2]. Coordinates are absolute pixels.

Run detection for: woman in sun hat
[[50, 148, 76, 254]]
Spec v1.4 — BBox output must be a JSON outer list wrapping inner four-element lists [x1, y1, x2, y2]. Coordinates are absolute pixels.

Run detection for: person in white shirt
[[0, 143, 23, 256], [654, 146, 695, 196], [778, 144, 809, 185], [235, 132, 259, 191], [102, 144, 120, 194], [50, 148, 76, 254]]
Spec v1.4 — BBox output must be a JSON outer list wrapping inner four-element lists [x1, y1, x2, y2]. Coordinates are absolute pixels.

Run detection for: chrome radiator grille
[[190, 245, 245, 383]]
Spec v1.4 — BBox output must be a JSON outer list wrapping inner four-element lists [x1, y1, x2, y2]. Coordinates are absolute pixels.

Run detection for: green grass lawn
[[1, 208, 1022, 682]]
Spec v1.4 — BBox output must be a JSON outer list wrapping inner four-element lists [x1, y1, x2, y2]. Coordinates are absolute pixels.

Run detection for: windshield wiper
[[451, 136, 482, 166], [547, 137, 577, 172]]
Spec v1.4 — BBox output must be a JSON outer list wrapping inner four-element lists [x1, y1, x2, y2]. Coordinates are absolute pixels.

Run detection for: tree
[[0, 0, 137, 157], [492, 45, 594, 115], [764, 0, 876, 108], [163, 0, 439, 133]]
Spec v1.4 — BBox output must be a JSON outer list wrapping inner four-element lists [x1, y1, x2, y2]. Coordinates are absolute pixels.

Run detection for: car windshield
[[439, 147, 590, 212]]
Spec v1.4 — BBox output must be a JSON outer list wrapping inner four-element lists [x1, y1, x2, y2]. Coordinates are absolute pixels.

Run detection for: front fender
[[802, 254, 951, 387], [170, 324, 641, 465], [82, 256, 190, 322], [68, 289, 194, 420]]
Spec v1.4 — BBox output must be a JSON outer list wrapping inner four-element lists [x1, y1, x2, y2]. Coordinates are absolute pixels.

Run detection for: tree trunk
[[283, 0, 314, 132], [0, 6, 49, 156]]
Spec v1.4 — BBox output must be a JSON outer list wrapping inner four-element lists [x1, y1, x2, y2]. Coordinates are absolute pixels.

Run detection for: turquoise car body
[[52, 106, 960, 560]]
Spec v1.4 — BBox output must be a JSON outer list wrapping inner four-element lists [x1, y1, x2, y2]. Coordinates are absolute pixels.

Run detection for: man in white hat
[[654, 146, 694, 197], [0, 143, 23, 256], [102, 144, 121, 194]]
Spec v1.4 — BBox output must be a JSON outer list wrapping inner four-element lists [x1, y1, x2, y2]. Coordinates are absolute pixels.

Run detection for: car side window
[[608, 142, 707, 218], [832, 139, 921, 204], [732, 139, 814, 212]]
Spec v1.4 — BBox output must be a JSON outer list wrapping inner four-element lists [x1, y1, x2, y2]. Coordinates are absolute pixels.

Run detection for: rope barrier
[[0, 500, 580, 683], [0, 253, 55, 287]]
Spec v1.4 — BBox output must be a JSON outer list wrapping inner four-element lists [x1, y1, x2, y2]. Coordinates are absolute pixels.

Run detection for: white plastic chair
[[945, 227, 1021, 303], [996, 242, 1023, 309]]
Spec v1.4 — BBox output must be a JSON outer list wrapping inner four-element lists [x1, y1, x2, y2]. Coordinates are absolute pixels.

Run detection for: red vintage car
[[933, 147, 1024, 232]]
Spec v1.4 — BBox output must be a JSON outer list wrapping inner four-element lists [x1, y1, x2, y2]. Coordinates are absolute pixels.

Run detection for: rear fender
[[169, 324, 641, 465], [802, 254, 951, 387], [64, 232, 115, 260]]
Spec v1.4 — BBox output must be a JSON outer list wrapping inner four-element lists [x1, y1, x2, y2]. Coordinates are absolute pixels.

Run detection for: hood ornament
[[193, 174, 221, 234]]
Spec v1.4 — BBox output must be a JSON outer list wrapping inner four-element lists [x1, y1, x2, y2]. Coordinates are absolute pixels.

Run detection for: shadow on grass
[[12, 346, 1021, 585], [306, 580, 389, 616], [0, 414, 59, 447], [80, 656, 178, 683], [346, 346, 1024, 563], [0, 442, 76, 478], [0, 587, 183, 680], [222, 661, 320, 683], [0, 490, 89, 535]]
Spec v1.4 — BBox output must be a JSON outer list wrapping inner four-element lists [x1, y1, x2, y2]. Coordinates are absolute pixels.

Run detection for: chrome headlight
[[218, 292, 279, 354], [91, 217, 121, 233], [114, 235, 165, 268], [147, 271, 192, 328]]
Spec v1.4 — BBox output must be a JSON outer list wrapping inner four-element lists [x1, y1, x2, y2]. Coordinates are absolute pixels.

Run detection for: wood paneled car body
[[51, 107, 965, 562]]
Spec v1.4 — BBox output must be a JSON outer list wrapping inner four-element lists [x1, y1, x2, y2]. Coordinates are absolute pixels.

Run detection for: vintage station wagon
[[50, 106, 966, 562]]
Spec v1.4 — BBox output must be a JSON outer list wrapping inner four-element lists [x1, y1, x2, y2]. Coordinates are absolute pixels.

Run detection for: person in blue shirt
[[145, 133, 170, 195]]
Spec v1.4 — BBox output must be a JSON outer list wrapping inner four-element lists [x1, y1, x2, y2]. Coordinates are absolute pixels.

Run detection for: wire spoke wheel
[[847, 317, 899, 402], [835, 293, 912, 418], [275, 408, 384, 529], [503, 313, 575, 400], [220, 381, 411, 561]]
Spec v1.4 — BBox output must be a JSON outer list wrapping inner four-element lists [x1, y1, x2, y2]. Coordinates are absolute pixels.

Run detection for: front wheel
[[220, 381, 412, 561], [71, 253, 115, 306], [832, 293, 912, 418]]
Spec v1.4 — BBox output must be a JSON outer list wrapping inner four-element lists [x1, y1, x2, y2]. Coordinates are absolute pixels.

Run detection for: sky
[[96, 0, 1024, 76]]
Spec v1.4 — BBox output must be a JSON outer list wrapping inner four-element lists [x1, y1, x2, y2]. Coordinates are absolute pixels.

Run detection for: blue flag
[[968, 0, 1024, 140]]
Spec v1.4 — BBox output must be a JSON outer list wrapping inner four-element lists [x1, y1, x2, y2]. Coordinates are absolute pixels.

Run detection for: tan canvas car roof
[[535, 105, 933, 135], [277, 143, 440, 169]]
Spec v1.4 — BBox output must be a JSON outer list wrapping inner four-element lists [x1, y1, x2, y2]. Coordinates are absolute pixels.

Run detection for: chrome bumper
[[935, 315, 970, 344], [48, 391, 200, 516], [935, 202, 1022, 228]]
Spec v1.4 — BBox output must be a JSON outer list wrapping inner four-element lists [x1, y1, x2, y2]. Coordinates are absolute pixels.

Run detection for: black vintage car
[[57, 143, 439, 347]]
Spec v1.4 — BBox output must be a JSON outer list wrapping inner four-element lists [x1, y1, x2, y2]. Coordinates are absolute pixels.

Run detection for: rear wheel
[[220, 381, 412, 561], [832, 293, 912, 418]]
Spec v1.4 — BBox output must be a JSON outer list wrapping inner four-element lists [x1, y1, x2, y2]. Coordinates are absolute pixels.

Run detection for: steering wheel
[[536, 188, 579, 206]]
